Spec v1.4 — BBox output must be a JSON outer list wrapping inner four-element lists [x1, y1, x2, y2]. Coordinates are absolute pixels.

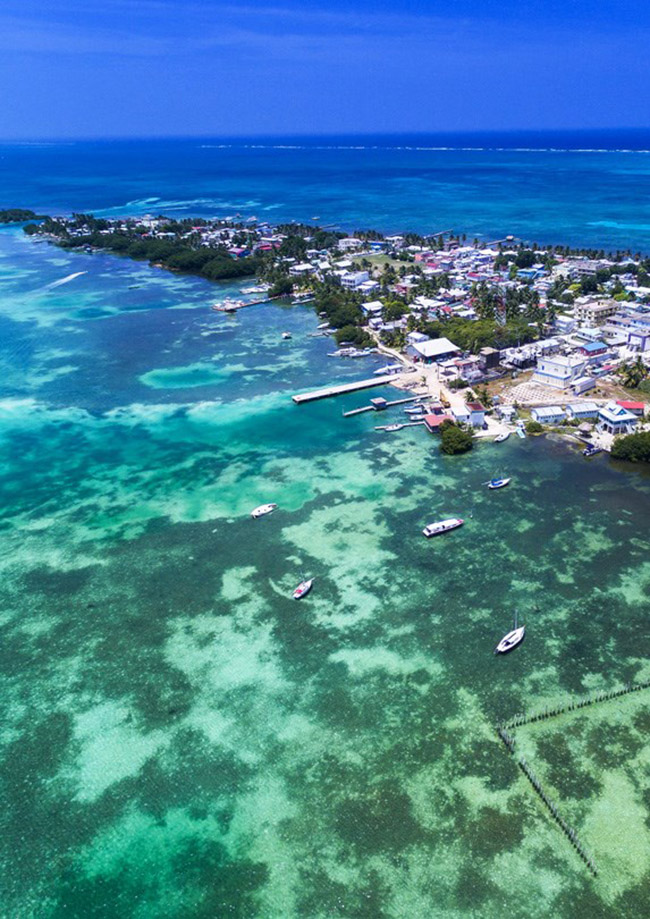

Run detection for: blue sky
[[0, 0, 648, 138]]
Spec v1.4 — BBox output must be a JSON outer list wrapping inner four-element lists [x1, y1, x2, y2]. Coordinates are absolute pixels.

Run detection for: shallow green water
[[1, 227, 649, 917]]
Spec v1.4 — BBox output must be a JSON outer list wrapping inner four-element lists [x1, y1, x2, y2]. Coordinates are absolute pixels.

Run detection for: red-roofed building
[[465, 402, 486, 428], [423, 413, 453, 432], [616, 400, 646, 416]]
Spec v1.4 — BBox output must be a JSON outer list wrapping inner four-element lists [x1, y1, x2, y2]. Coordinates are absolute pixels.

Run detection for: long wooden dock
[[292, 375, 400, 404]]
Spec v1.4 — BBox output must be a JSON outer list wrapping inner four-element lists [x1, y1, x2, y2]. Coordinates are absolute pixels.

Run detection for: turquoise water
[[3, 130, 650, 250], [2, 220, 650, 917]]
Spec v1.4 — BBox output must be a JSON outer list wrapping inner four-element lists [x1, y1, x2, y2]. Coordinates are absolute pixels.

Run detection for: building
[[406, 331, 429, 345], [531, 406, 566, 424], [554, 314, 576, 334], [408, 337, 461, 363], [597, 402, 638, 434], [574, 299, 619, 325], [565, 401, 600, 421], [577, 341, 608, 359], [628, 329, 650, 352], [478, 347, 500, 371], [531, 354, 587, 390], [496, 404, 517, 423], [423, 413, 453, 432], [361, 300, 384, 317], [465, 402, 486, 428], [341, 270, 369, 289], [615, 400, 646, 417]]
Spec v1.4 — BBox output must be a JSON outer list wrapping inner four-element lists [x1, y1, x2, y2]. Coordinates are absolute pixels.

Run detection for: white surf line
[[44, 271, 88, 289]]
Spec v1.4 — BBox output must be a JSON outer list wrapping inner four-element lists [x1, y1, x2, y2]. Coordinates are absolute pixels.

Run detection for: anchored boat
[[251, 503, 277, 519], [292, 578, 314, 599], [487, 476, 511, 490], [422, 517, 464, 538], [495, 612, 525, 654]]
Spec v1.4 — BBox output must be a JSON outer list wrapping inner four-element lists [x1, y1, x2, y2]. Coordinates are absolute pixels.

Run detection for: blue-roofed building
[[577, 340, 608, 357]]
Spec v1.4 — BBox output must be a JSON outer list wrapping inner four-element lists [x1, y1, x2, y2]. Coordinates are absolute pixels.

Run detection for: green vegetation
[[619, 357, 649, 390], [526, 420, 544, 434], [439, 420, 473, 455], [611, 431, 650, 463], [0, 208, 42, 223], [27, 215, 265, 281]]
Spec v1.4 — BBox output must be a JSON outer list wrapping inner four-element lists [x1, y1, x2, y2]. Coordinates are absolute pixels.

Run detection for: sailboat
[[292, 577, 314, 600], [495, 611, 525, 654]]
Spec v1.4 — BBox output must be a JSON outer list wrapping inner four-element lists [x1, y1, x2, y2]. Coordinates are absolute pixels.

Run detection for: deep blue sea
[[2, 132, 650, 918], [2, 129, 650, 250]]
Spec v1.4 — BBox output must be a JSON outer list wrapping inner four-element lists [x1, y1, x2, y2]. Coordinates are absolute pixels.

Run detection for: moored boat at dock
[[583, 444, 602, 457], [422, 517, 464, 538], [494, 432, 510, 443], [212, 297, 246, 312]]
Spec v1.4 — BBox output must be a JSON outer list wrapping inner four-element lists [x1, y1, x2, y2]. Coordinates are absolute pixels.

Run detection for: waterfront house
[[565, 401, 600, 421], [531, 354, 587, 390], [531, 406, 566, 424], [496, 404, 517, 423], [405, 331, 429, 346], [408, 337, 460, 363], [423, 413, 453, 433], [596, 402, 638, 434], [615, 400, 646, 417], [466, 402, 486, 428]]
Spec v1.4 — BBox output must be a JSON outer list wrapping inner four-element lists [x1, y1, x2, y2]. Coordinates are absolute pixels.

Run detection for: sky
[[0, 0, 649, 139]]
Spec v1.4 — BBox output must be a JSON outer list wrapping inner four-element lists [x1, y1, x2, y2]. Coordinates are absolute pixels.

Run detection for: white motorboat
[[292, 578, 314, 599], [495, 612, 525, 654], [251, 503, 277, 519], [494, 432, 510, 443], [487, 477, 511, 490], [383, 423, 404, 432], [404, 405, 425, 416], [422, 517, 464, 538], [212, 297, 245, 312], [282, 331, 292, 339]]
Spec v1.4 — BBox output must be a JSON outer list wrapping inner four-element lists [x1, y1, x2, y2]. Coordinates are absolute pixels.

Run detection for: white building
[[408, 337, 461, 363], [341, 270, 370, 289], [531, 406, 566, 424], [596, 402, 638, 434], [531, 354, 587, 390], [565, 401, 600, 421]]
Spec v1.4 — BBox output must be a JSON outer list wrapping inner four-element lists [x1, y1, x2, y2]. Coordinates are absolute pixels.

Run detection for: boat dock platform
[[343, 395, 425, 417], [212, 295, 283, 312], [292, 375, 401, 405]]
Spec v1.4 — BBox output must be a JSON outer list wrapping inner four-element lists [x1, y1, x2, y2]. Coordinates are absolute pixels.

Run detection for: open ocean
[[1, 132, 650, 918]]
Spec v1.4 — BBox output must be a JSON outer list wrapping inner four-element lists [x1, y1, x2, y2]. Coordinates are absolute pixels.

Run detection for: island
[[24, 211, 650, 458]]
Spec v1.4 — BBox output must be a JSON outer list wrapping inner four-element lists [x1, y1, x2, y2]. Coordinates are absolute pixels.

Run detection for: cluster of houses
[[530, 400, 644, 434]]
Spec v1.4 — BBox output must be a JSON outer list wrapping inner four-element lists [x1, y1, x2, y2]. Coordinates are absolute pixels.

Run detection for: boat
[[317, 322, 330, 330], [583, 444, 602, 457], [241, 284, 269, 294], [495, 613, 525, 654], [384, 423, 404, 432], [373, 363, 402, 376], [422, 517, 464, 538], [494, 432, 510, 443], [251, 503, 277, 519], [404, 406, 425, 416], [292, 578, 314, 599], [282, 331, 292, 340], [487, 476, 511, 490]]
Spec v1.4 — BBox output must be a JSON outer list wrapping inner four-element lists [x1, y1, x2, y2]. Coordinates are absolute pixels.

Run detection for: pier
[[343, 394, 425, 417], [212, 295, 283, 312], [292, 375, 402, 404]]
